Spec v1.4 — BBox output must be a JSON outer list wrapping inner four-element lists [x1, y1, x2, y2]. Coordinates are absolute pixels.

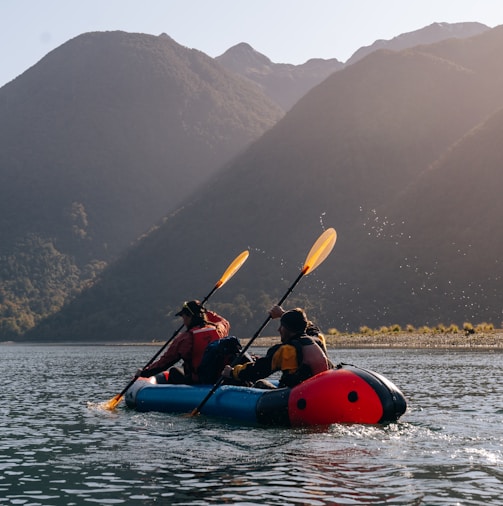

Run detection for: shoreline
[[242, 331, 503, 349], [3, 332, 503, 349]]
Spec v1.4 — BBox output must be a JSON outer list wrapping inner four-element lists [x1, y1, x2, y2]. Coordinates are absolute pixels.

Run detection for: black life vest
[[198, 336, 252, 384], [282, 335, 330, 387]]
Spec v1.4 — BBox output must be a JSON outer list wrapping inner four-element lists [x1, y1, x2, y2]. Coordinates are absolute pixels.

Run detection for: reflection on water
[[1, 345, 502, 505]]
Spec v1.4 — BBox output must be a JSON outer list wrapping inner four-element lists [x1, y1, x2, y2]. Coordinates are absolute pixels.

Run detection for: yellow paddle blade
[[101, 393, 123, 411], [214, 250, 249, 289], [302, 228, 337, 275]]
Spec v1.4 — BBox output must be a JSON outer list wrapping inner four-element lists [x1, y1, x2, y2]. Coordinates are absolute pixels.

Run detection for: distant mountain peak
[[216, 43, 342, 110], [346, 21, 490, 65], [217, 43, 273, 71], [0, 29, 283, 339], [157, 32, 177, 43]]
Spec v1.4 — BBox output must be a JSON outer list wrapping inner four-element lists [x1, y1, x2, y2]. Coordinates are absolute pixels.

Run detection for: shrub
[[463, 322, 474, 332], [475, 322, 494, 332], [359, 325, 373, 335], [418, 326, 432, 333]]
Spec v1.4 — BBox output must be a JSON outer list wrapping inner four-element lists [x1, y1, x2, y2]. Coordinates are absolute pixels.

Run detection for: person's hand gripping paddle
[[100, 250, 249, 410], [190, 228, 337, 417]]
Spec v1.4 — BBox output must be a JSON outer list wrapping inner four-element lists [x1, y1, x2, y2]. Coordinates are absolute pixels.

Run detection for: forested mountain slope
[[0, 31, 283, 337], [25, 26, 503, 341]]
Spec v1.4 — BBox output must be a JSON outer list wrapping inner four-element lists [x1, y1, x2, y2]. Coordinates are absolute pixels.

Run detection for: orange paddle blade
[[214, 250, 249, 289], [101, 393, 123, 411], [302, 228, 337, 275], [97, 250, 249, 411]]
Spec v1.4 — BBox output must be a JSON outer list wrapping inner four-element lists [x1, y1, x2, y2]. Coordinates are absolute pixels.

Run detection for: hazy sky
[[1, 0, 503, 88]]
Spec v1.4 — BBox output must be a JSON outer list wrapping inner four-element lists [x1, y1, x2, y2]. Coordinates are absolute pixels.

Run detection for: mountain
[[216, 22, 489, 112], [360, 106, 503, 327], [216, 43, 342, 110], [346, 21, 489, 65], [24, 25, 503, 342], [0, 30, 283, 338]]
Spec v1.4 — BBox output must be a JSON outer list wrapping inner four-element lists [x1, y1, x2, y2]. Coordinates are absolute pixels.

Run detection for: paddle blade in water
[[101, 394, 123, 411], [214, 250, 249, 289], [302, 228, 337, 275]]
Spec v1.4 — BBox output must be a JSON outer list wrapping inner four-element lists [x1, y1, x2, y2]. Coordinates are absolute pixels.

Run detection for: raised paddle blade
[[214, 250, 249, 289], [190, 227, 337, 418], [302, 228, 337, 275], [99, 250, 250, 411]]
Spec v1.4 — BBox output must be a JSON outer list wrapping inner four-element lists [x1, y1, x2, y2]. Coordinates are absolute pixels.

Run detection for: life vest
[[299, 336, 330, 376], [282, 335, 330, 387], [190, 325, 220, 381], [197, 335, 254, 384]]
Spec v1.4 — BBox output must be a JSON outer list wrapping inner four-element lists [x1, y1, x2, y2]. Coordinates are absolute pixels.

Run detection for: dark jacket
[[231, 334, 330, 388]]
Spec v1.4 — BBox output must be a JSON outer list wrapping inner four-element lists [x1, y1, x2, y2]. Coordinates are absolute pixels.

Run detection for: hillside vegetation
[[0, 31, 283, 338], [3, 24, 503, 341], [23, 26, 503, 341]]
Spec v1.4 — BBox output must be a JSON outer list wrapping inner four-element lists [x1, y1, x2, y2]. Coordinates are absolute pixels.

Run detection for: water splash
[[319, 211, 327, 230]]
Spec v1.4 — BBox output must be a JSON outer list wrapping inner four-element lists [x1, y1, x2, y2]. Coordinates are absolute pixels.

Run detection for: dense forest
[[0, 31, 284, 338]]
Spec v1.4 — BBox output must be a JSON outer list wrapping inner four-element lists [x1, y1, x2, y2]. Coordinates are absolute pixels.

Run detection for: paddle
[[101, 250, 250, 410], [190, 227, 337, 417]]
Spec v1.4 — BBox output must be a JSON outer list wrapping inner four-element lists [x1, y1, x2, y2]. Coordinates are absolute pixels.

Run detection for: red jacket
[[141, 311, 230, 381]]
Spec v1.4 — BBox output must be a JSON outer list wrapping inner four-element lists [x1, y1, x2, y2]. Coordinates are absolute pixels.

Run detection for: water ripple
[[1, 345, 503, 504]]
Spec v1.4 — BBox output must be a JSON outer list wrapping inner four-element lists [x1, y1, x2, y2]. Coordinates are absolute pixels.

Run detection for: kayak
[[125, 363, 407, 426]]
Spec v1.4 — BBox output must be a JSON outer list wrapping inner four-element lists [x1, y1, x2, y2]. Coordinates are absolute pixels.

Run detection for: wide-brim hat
[[175, 300, 203, 317]]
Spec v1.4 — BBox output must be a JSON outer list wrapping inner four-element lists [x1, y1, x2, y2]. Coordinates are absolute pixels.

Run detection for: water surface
[[1, 345, 502, 505]]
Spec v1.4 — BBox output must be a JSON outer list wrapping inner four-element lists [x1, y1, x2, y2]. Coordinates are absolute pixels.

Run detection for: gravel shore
[[43, 331, 501, 348], [243, 331, 503, 349]]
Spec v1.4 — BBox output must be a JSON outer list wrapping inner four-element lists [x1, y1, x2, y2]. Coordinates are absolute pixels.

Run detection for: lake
[[1, 344, 502, 505]]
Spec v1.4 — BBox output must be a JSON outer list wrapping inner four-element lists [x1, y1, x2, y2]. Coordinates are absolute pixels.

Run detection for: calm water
[[1, 344, 502, 505]]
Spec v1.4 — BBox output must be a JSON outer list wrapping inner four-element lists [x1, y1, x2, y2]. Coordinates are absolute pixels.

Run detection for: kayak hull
[[125, 363, 407, 426]]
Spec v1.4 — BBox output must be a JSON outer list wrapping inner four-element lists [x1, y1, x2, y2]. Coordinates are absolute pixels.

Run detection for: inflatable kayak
[[125, 363, 407, 426]]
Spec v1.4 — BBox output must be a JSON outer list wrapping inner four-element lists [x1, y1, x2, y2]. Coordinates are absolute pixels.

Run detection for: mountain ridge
[[216, 21, 490, 111], [0, 30, 283, 337], [3, 22, 502, 340], [23, 25, 503, 341], [346, 21, 489, 65]]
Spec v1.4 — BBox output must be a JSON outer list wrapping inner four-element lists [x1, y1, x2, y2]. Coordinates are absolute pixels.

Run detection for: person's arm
[[205, 310, 230, 337], [230, 355, 273, 383], [225, 344, 291, 383], [141, 333, 190, 377], [269, 305, 285, 319]]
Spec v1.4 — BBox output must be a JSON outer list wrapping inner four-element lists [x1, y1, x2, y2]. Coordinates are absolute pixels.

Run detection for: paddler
[[222, 305, 331, 389], [139, 300, 230, 384]]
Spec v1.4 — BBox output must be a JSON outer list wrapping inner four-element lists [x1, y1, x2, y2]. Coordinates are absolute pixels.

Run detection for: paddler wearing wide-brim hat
[[139, 300, 230, 385]]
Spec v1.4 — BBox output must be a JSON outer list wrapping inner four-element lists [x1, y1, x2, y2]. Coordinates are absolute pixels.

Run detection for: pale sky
[[1, 0, 503, 88]]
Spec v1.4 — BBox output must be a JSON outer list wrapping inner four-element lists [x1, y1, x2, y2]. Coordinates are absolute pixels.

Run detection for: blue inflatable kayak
[[125, 363, 407, 426]]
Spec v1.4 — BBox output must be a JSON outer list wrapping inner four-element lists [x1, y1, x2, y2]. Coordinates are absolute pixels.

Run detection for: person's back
[[197, 335, 254, 384], [293, 335, 329, 376], [187, 325, 221, 382], [223, 307, 330, 389], [140, 300, 230, 384]]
